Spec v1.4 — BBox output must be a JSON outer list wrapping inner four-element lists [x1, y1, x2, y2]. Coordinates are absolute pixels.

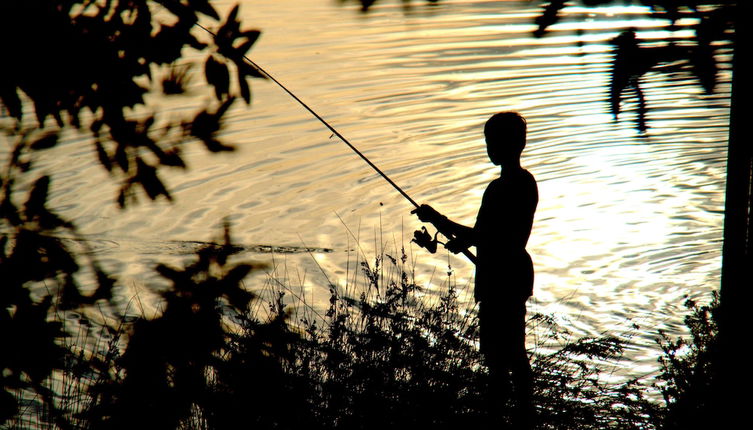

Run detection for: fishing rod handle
[[437, 228, 478, 264]]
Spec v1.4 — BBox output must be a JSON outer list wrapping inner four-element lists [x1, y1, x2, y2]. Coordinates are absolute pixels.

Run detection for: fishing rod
[[244, 57, 421, 208], [196, 23, 476, 262], [253, 65, 476, 263], [245, 58, 477, 263], [194, 22, 418, 208]]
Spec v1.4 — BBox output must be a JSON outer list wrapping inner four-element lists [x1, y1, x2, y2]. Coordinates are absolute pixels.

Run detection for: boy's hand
[[444, 239, 463, 254], [411, 204, 443, 224], [445, 236, 470, 254]]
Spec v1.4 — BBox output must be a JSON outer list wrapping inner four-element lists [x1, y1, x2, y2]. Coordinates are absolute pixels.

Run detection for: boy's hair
[[484, 112, 527, 156]]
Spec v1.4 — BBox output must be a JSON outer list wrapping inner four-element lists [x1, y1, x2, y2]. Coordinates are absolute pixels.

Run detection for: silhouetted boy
[[412, 112, 537, 428]]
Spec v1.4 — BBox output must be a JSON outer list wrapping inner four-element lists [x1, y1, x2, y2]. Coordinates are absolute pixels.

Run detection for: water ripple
[[11, 0, 730, 384]]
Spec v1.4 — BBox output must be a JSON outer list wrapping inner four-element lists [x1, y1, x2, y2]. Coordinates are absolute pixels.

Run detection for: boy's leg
[[479, 302, 512, 428], [480, 300, 534, 429], [508, 309, 534, 429]]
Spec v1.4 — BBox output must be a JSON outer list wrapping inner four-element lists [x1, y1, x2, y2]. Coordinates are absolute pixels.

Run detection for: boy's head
[[484, 112, 526, 165]]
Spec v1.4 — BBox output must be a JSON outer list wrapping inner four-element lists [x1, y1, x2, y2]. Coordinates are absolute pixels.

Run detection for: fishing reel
[[411, 226, 443, 254], [412, 225, 476, 263]]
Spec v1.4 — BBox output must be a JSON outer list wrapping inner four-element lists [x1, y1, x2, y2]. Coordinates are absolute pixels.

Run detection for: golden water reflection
[[32, 0, 730, 383]]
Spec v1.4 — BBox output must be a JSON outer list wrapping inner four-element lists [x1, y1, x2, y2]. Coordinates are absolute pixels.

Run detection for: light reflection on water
[[32, 0, 730, 381]]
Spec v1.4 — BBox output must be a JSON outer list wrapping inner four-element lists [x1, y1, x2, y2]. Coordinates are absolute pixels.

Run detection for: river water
[[26, 0, 731, 384]]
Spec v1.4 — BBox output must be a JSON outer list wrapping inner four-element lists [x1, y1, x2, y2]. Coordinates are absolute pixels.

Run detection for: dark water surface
[[25, 0, 730, 384]]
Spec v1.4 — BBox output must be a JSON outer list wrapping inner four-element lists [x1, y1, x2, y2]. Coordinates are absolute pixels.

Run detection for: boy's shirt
[[473, 168, 538, 302]]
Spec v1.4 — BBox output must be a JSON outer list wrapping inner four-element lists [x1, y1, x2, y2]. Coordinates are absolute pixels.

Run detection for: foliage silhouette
[[348, 0, 734, 132], [83, 224, 269, 430], [1, 130, 114, 425], [534, 1, 735, 132], [656, 293, 722, 430], [1, 0, 265, 424], [342, 0, 440, 13], [0, 0, 264, 208]]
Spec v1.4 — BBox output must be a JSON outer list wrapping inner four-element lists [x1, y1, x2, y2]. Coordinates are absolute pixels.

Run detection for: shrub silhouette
[[84, 224, 270, 429], [656, 293, 722, 430]]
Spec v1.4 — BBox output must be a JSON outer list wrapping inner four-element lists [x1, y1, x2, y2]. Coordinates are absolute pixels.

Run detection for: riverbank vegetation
[[5, 227, 674, 429], [3, 224, 723, 429]]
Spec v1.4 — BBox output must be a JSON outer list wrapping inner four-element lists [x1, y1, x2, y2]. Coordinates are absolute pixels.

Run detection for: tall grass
[[5, 230, 663, 429], [247, 242, 662, 429]]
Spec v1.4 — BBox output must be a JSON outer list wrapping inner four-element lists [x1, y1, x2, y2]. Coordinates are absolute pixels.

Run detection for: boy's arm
[[411, 204, 476, 245]]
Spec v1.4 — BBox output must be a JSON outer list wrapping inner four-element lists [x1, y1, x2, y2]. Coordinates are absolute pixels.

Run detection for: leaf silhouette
[[188, 0, 220, 20], [188, 97, 236, 152], [156, 263, 190, 285], [224, 263, 254, 285], [236, 30, 261, 57], [133, 157, 172, 202], [220, 265, 256, 309], [156, 148, 186, 168], [29, 131, 59, 151], [0, 85, 22, 120], [92, 267, 115, 302], [116, 183, 131, 208], [0, 193, 21, 227], [238, 60, 265, 79], [114, 143, 129, 172], [215, 5, 242, 58], [534, 0, 566, 38], [23, 176, 51, 220], [205, 55, 231, 100], [238, 69, 251, 104], [162, 63, 192, 95], [94, 140, 113, 172]]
